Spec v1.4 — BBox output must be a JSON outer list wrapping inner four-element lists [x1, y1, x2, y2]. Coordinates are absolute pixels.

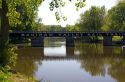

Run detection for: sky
[[38, 0, 118, 27]]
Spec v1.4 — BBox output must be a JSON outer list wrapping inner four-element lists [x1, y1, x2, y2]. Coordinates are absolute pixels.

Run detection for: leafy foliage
[[77, 6, 106, 31], [106, 2, 125, 31], [75, 0, 86, 11], [0, 44, 17, 66], [7, 0, 42, 31], [49, 0, 85, 22], [66, 25, 80, 31], [6, 0, 86, 30]]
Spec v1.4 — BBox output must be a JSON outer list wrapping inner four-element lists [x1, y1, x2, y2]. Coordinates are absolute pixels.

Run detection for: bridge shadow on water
[[13, 40, 125, 66], [15, 37, 125, 60]]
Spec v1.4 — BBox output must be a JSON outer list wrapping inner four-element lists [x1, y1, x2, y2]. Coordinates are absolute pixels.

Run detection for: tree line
[[76, 0, 125, 32], [34, 0, 125, 32]]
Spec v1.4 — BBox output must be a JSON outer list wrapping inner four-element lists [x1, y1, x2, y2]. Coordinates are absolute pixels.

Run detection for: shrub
[[0, 44, 17, 66]]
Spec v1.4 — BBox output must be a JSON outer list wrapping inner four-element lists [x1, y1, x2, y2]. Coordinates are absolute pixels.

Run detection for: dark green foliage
[[0, 44, 17, 67], [107, 2, 125, 31], [43, 25, 66, 31], [8, 0, 42, 31], [0, 67, 12, 82], [66, 25, 80, 31], [77, 6, 106, 31]]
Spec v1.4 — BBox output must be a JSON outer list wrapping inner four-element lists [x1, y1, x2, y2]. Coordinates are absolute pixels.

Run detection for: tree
[[10, 0, 42, 31], [0, 0, 45, 65], [66, 25, 80, 31], [106, 1, 125, 31], [0, 0, 10, 65], [77, 6, 106, 31], [0, 0, 86, 65]]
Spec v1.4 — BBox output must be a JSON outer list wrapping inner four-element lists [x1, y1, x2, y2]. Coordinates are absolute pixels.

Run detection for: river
[[13, 38, 125, 82]]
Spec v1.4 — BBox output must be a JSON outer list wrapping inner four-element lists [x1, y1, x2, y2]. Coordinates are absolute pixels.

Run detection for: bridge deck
[[9, 31, 125, 38]]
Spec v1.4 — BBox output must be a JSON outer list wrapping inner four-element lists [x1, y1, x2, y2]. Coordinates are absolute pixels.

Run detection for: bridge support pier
[[66, 47, 74, 56], [66, 38, 74, 47], [103, 46, 113, 55], [122, 46, 125, 54], [103, 36, 112, 46], [122, 36, 125, 45], [31, 37, 44, 47]]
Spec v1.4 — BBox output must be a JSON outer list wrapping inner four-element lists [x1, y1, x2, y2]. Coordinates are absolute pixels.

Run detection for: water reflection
[[44, 45, 66, 56], [13, 47, 43, 77], [13, 38, 125, 82], [108, 59, 125, 82]]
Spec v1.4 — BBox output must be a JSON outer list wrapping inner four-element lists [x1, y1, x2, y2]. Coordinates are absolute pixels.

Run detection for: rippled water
[[13, 38, 125, 82]]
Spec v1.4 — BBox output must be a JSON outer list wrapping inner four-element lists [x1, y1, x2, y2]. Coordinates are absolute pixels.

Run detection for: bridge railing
[[9, 31, 125, 38]]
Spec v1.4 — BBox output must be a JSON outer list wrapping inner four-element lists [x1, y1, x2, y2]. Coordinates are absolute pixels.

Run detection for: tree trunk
[[0, 0, 9, 64]]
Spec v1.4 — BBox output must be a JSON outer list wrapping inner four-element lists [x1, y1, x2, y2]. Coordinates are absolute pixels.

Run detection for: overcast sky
[[38, 0, 118, 27]]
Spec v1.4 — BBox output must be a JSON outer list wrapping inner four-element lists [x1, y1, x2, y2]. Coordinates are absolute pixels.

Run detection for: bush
[[0, 44, 17, 66], [0, 67, 12, 82]]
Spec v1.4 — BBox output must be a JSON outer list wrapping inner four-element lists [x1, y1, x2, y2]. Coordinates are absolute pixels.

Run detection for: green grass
[[0, 66, 37, 82]]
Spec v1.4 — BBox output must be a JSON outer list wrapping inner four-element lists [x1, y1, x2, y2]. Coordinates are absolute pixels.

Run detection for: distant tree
[[66, 25, 80, 31], [77, 6, 106, 31], [45, 25, 65, 31], [119, 0, 125, 2], [106, 1, 125, 31]]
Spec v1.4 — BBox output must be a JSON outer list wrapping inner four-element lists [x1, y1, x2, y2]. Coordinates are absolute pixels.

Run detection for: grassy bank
[[0, 67, 37, 82]]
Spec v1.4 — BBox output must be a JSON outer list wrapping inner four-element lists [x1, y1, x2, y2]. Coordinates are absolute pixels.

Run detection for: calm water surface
[[14, 38, 125, 82]]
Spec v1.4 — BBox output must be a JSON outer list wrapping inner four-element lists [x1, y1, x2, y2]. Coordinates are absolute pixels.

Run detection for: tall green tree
[[0, 0, 10, 65], [77, 6, 106, 31], [0, 0, 43, 65], [10, 0, 42, 31], [107, 1, 125, 31]]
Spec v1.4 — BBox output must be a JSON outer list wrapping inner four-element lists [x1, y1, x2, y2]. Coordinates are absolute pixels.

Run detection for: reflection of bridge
[[44, 56, 80, 60], [17, 46, 125, 61], [18, 53, 125, 61], [17, 47, 76, 60], [18, 55, 80, 60], [10, 31, 125, 46]]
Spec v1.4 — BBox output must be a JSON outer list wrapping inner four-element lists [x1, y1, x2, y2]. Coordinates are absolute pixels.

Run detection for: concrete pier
[[31, 37, 44, 47], [66, 38, 75, 47], [66, 47, 74, 56], [103, 36, 112, 46]]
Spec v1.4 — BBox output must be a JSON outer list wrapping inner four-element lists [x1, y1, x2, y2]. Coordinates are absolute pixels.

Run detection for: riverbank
[[0, 67, 37, 82]]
